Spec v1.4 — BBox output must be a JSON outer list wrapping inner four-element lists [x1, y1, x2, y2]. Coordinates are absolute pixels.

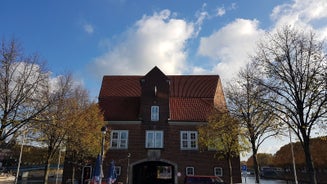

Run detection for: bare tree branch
[[0, 38, 53, 144], [253, 26, 327, 184]]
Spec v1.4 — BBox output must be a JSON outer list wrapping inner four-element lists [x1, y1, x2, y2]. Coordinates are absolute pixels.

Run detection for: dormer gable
[[139, 66, 170, 123], [141, 66, 168, 81]]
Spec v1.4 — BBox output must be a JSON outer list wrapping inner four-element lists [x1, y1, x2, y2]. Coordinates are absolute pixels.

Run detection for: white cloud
[[230, 3, 237, 10], [193, 3, 210, 38], [216, 7, 226, 17], [195, 10, 209, 27], [197, 0, 327, 85], [195, 0, 327, 156], [198, 19, 265, 83], [271, 0, 327, 38], [271, 0, 327, 23], [89, 0, 327, 91], [83, 23, 94, 34], [89, 10, 194, 76], [191, 66, 208, 75]]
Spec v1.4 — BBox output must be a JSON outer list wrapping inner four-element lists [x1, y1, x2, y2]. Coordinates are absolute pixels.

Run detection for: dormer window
[[154, 85, 157, 97], [151, 105, 159, 121]]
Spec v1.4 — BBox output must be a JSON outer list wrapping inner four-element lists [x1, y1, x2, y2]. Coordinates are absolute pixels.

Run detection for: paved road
[[0, 176, 61, 184], [242, 176, 289, 184], [1, 176, 290, 184]]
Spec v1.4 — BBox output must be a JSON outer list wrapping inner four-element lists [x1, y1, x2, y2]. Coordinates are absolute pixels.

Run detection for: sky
[[1, 0, 327, 159]]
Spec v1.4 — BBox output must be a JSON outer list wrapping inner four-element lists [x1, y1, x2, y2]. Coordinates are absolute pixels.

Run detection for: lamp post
[[56, 146, 65, 184], [99, 126, 107, 184], [14, 130, 26, 184], [126, 153, 131, 184], [289, 126, 298, 184]]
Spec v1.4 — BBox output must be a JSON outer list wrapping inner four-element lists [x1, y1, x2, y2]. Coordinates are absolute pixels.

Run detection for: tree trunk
[[303, 135, 317, 184], [43, 159, 51, 184], [72, 165, 76, 184], [252, 146, 260, 184], [228, 156, 233, 184]]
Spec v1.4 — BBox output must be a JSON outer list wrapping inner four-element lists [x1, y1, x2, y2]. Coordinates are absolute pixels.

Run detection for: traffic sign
[[241, 165, 247, 171]]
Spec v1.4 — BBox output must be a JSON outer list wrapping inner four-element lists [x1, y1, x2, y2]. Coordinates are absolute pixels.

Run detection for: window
[[185, 167, 194, 176], [82, 166, 92, 181], [180, 131, 198, 150], [146, 130, 163, 148], [151, 106, 159, 121], [157, 166, 172, 179], [115, 166, 121, 176], [214, 167, 223, 176], [110, 130, 128, 149]]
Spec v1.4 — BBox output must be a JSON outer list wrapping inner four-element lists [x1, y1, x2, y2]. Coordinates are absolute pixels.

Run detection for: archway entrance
[[133, 161, 174, 184]]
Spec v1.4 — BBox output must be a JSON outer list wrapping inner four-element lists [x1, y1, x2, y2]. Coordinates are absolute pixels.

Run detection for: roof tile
[[98, 73, 224, 122]]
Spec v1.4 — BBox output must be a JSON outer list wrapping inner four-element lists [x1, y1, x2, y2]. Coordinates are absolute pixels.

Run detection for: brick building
[[98, 66, 241, 184]]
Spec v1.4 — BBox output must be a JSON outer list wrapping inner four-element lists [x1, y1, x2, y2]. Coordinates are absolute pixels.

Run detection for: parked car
[[184, 175, 225, 184]]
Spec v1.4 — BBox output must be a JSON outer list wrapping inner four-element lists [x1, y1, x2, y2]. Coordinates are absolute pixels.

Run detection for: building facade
[[98, 67, 241, 184]]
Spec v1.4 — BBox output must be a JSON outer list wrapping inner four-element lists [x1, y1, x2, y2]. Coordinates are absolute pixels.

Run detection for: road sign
[[241, 165, 247, 171], [241, 165, 248, 181]]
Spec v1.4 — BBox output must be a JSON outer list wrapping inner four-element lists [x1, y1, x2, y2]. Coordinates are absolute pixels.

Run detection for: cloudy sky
[[1, 0, 327, 157]]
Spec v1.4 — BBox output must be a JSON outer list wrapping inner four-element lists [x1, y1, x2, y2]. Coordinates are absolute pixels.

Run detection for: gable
[[98, 68, 226, 122]]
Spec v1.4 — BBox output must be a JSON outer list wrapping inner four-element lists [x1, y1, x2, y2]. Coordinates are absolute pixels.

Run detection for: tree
[[33, 74, 104, 184], [246, 153, 274, 168], [0, 38, 52, 145], [273, 136, 327, 169], [273, 141, 305, 168], [35, 74, 75, 184], [10, 144, 50, 166], [63, 102, 105, 183], [198, 110, 246, 184], [225, 63, 280, 183], [253, 26, 327, 184]]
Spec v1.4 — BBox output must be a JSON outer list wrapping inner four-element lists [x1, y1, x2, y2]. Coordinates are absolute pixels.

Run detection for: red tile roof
[[169, 97, 213, 121], [169, 75, 218, 98], [98, 74, 225, 122], [99, 76, 141, 97]]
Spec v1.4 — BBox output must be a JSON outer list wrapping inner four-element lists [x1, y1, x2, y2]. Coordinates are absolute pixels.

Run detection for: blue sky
[[1, 0, 327, 157]]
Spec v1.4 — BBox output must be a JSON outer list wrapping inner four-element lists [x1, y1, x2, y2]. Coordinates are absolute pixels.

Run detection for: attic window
[[154, 85, 157, 96], [151, 106, 159, 121]]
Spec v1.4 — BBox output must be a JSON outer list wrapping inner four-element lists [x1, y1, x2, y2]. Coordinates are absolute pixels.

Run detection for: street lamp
[[99, 126, 107, 184], [14, 130, 27, 184], [289, 126, 298, 184], [126, 153, 131, 184], [56, 145, 65, 184]]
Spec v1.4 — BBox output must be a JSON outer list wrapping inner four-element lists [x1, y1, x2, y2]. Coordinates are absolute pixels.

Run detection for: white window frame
[[151, 105, 159, 121], [110, 130, 128, 149], [185, 167, 194, 176], [180, 131, 198, 150], [145, 130, 163, 148], [214, 167, 223, 176], [157, 166, 172, 179], [115, 166, 121, 176]]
